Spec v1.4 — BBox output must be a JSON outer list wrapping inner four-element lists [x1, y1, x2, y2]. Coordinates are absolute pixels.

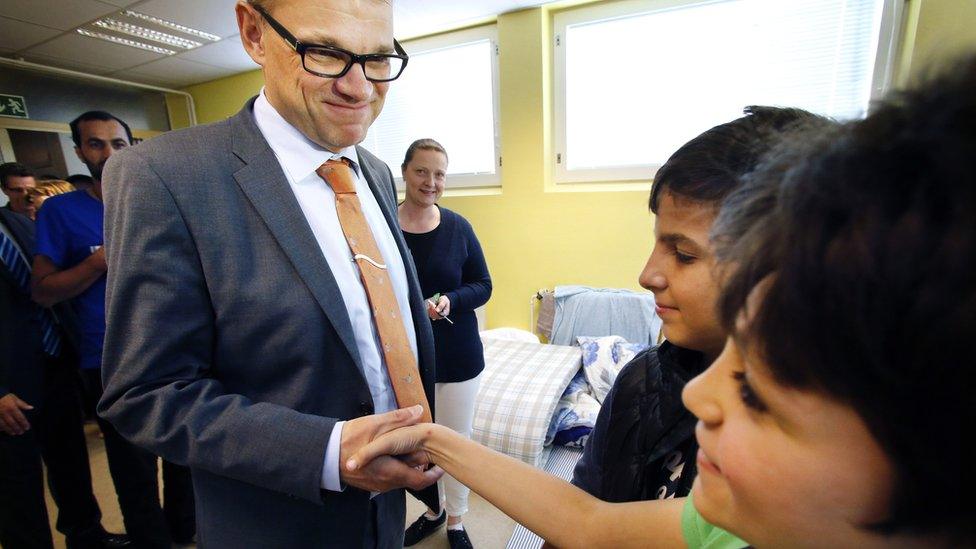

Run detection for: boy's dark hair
[[66, 174, 94, 187], [713, 56, 976, 540], [0, 162, 34, 189], [648, 106, 827, 213], [69, 111, 133, 147]]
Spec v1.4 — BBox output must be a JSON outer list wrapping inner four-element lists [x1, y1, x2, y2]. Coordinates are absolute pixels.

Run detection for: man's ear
[[236, 2, 267, 67], [74, 146, 85, 164]]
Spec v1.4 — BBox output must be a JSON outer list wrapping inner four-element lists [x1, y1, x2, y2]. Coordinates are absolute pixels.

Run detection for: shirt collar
[[253, 89, 361, 183]]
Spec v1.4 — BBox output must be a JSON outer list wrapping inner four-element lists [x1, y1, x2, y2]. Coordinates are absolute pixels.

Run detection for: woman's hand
[[426, 294, 451, 320], [435, 295, 451, 317]]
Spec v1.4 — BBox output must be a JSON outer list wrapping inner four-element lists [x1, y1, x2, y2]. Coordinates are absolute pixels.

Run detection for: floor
[[45, 424, 516, 548]]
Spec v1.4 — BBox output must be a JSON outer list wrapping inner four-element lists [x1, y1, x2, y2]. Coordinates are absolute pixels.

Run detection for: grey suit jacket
[[99, 98, 437, 548]]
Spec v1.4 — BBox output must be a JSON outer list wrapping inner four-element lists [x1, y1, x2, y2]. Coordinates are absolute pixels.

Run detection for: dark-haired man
[[98, 0, 441, 547], [1, 162, 38, 219], [32, 111, 194, 548]]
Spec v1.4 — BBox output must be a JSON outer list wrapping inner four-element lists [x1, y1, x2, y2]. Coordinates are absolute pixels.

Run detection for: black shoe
[[404, 511, 446, 546], [99, 532, 133, 549], [67, 530, 133, 549], [447, 528, 474, 549]]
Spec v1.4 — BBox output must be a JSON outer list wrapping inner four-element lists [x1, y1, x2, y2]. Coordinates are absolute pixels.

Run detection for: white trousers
[[434, 373, 482, 517]]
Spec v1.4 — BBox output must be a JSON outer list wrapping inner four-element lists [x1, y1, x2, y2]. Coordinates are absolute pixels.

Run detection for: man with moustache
[[97, 0, 441, 547], [32, 111, 195, 548]]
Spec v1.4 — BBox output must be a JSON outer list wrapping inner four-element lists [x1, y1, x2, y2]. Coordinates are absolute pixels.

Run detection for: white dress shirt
[[252, 91, 418, 491]]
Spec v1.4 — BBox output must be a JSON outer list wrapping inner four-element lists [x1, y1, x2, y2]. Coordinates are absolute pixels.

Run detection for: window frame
[[551, 0, 905, 185], [386, 25, 502, 190]]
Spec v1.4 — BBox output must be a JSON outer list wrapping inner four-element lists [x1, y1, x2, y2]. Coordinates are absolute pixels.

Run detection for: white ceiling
[[0, 0, 559, 89]]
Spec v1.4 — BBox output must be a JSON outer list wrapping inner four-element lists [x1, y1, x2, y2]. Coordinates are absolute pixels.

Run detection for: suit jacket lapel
[[230, 101, 364, 372]]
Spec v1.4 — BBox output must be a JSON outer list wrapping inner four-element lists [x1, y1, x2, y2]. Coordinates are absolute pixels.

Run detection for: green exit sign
[[0, 94, 28, 119]]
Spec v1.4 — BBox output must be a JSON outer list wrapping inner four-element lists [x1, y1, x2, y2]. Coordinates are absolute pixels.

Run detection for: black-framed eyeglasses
[[253, 4, 408, 83]]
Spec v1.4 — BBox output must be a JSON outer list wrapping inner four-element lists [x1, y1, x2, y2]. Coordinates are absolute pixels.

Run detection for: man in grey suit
[[98, 0, 441, 547]]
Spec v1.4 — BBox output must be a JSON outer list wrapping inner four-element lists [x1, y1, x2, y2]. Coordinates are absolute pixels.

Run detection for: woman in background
[[398, 139, 492, 549]]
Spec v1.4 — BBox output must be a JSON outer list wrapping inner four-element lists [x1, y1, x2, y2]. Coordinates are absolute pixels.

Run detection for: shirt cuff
[[321, 421, 346, 492]]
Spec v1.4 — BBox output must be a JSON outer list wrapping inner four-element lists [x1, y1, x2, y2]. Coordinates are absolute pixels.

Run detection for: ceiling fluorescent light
[[94, 18, 202, 49], [123, 11, 221, 42], [77, 29, 176, 55]]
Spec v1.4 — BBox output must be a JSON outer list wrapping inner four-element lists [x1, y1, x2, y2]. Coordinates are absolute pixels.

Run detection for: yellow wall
[[184, 71, 266, 123], [898, 0, 976, 86], [164, 93, 193, 130], [182, 0, 976, 331]]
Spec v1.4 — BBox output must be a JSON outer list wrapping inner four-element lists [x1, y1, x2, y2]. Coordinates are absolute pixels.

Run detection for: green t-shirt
[[682, 494, 749, 549]]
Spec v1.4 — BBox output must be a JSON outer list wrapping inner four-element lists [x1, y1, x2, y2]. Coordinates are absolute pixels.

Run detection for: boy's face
[[681, 305, 895, 546], [640, 191, 724, 358]]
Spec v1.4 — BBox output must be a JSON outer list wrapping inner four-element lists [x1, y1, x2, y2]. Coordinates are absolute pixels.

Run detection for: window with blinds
[[553, 0, 902, 184], [362, 26, 500, 189]]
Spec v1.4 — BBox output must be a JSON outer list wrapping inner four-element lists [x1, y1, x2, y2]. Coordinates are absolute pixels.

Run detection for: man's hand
[[339, 405, 442, 493], [0, 393, 33, 435], [89, 247, 107, 272]]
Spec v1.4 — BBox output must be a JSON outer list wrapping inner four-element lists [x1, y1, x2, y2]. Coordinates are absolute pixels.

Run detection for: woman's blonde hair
[[31, 179, 76, 198]]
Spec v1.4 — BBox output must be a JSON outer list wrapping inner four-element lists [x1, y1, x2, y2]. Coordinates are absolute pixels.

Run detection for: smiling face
[[681, 300, 896, 547], [401, 149, 446, 208], [238, 0, 393, 152], [639, 191, 725, 359]]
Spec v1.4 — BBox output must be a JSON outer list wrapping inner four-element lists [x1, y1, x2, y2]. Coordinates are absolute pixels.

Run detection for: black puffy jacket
[[571, 342, 707, 502]]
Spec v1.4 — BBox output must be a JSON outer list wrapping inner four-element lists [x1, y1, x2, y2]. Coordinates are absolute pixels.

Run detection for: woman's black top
[[402, 206, 491, 383]]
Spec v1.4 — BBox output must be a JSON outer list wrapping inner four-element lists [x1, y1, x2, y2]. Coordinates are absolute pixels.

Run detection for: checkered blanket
[[472, 338, 583, 466]]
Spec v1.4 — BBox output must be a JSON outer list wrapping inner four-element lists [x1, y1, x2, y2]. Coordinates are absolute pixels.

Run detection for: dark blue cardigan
[[402, 207, 491, 383]]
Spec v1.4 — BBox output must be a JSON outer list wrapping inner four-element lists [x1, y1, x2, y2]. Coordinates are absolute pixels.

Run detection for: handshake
[[338, 405, 443, 493]]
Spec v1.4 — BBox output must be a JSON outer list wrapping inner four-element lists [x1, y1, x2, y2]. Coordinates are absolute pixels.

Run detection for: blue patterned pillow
[[577, 335, 650, 403]]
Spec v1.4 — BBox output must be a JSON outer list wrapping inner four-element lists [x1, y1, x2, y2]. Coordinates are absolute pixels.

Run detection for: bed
[[471, 335, 593, 549], [472, 337, 582, 467], [472, 286, 661, 547]]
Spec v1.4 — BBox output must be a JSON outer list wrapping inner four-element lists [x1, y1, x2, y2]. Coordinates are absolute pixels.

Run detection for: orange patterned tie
[[317, 159, 433, 423]]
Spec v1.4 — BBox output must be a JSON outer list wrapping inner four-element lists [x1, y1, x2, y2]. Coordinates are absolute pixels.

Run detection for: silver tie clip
[[353, 254, 387, 269]]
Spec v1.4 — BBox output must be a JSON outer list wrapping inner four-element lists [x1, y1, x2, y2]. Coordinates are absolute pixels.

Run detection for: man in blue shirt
[[32, 111, 195, 548]]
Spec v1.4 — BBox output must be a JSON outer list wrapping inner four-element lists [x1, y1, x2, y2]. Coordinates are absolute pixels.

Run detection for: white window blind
[[362, 27, 499, 189], [554, 0, 900, 183]]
